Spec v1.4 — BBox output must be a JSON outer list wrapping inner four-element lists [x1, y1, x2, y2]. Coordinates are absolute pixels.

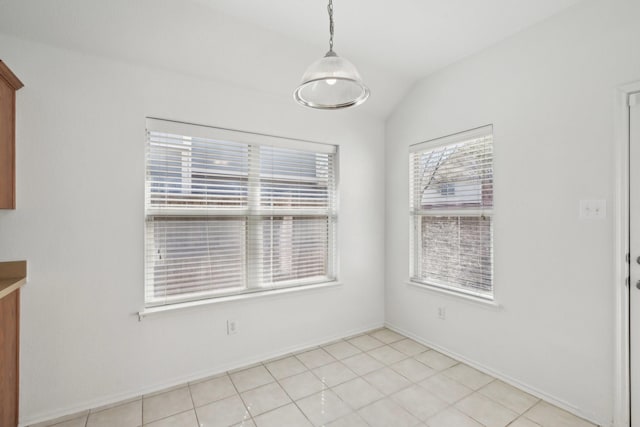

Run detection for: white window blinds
[[145, 119, 337, 307], [409, 125, 494, 299]]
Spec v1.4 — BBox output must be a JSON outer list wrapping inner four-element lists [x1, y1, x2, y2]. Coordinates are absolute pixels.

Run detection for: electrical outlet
[[579, 199, 606, 219], [437, 307, 446, 320], [227, 320, 238, 335]]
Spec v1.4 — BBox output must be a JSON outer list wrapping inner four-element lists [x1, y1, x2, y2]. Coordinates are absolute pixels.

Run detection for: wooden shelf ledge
[[0, 261, 26, 300]]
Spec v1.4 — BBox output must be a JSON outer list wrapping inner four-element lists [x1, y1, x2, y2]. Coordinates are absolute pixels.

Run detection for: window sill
[[405, 280, 502, 310], [138, 281, 342, 320]]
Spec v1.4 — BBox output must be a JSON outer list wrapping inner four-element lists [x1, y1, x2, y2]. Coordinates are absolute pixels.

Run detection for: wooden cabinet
[[0, 61, 23, 209], [0, 261, 26, 427]]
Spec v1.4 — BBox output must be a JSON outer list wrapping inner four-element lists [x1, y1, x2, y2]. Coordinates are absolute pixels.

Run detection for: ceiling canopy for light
[[294, 0, 369, 110]]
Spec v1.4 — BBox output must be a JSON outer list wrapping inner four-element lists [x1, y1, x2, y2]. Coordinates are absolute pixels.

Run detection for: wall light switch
[[579, 200, 606, 219]]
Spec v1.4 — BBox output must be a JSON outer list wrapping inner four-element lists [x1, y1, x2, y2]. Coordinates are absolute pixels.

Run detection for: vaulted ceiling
[[0, 0, 585, 118]]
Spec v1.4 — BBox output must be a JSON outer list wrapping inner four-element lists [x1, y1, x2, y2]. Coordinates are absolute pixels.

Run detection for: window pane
[[412, 135, 493, 210], [418, 215, 493, 295], [147, 131, 249, 208], [189, 137, 249, 207], [259, 146, 333, 210], [260, 216, 330, 285], [146, 216, 246, 304]]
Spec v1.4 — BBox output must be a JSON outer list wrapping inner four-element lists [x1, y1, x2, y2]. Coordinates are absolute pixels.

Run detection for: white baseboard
[[20, 321, 384, 427], [384, 322, 607, 427]]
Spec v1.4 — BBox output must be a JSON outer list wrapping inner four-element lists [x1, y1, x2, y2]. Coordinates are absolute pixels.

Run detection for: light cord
[[328, 0, 334, 51]]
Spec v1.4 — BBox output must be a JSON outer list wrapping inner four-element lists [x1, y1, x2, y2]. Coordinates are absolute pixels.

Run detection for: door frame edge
[[614, 81, 640, 427]]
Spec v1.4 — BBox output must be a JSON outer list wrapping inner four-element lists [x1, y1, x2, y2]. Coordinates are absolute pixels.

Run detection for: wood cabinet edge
[[0, 61, 24, 90], [0, 261, 27, 300]]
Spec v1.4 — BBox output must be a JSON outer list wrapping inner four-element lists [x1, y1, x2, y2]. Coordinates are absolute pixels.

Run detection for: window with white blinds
[[409, 125, 494, 299], [145, 119, 338, 308]]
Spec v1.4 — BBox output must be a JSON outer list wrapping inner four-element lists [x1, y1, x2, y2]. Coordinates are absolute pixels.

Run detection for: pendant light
[[294, 0, 369, 109]]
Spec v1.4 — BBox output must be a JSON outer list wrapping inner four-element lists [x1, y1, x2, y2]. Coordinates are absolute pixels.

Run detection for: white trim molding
[[138, 281, 342, 320], [613, 81, 640, 427]]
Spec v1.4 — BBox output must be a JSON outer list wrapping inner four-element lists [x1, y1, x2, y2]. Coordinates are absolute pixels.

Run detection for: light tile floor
[[30, 328, 598, 427]]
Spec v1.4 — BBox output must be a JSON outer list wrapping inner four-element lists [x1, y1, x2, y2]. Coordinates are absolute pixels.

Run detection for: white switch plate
[[579, 200, 606, 219]]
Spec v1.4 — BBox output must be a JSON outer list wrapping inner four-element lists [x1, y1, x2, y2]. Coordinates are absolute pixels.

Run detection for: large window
[[409, 125, 494, 299], [145, 119, 337, 308]]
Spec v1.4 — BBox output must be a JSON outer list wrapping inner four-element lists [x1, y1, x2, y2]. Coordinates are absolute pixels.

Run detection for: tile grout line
[[307, 340, 372, 426], [141, 409, 195, 427], [424, 373, 537, 427], [228, 369, 257, 427], [318, 333, 416, 425], [258, 336, 372, 426], [351, 330, 420, 426], [277, 337, 356, 426], [472, 377, 542, 417], [268, 361, 325, 427], [359, 331, 480, 425], [185, 381, 200, 427]]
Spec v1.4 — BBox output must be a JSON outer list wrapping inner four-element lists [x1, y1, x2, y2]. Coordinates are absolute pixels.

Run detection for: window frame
[[144, 118, 339, 309], [409, 125, 494, 301]]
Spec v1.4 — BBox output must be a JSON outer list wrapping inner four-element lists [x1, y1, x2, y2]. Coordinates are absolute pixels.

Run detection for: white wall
[[385, 0, 640, 425], [0, 35, 386, 425]]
